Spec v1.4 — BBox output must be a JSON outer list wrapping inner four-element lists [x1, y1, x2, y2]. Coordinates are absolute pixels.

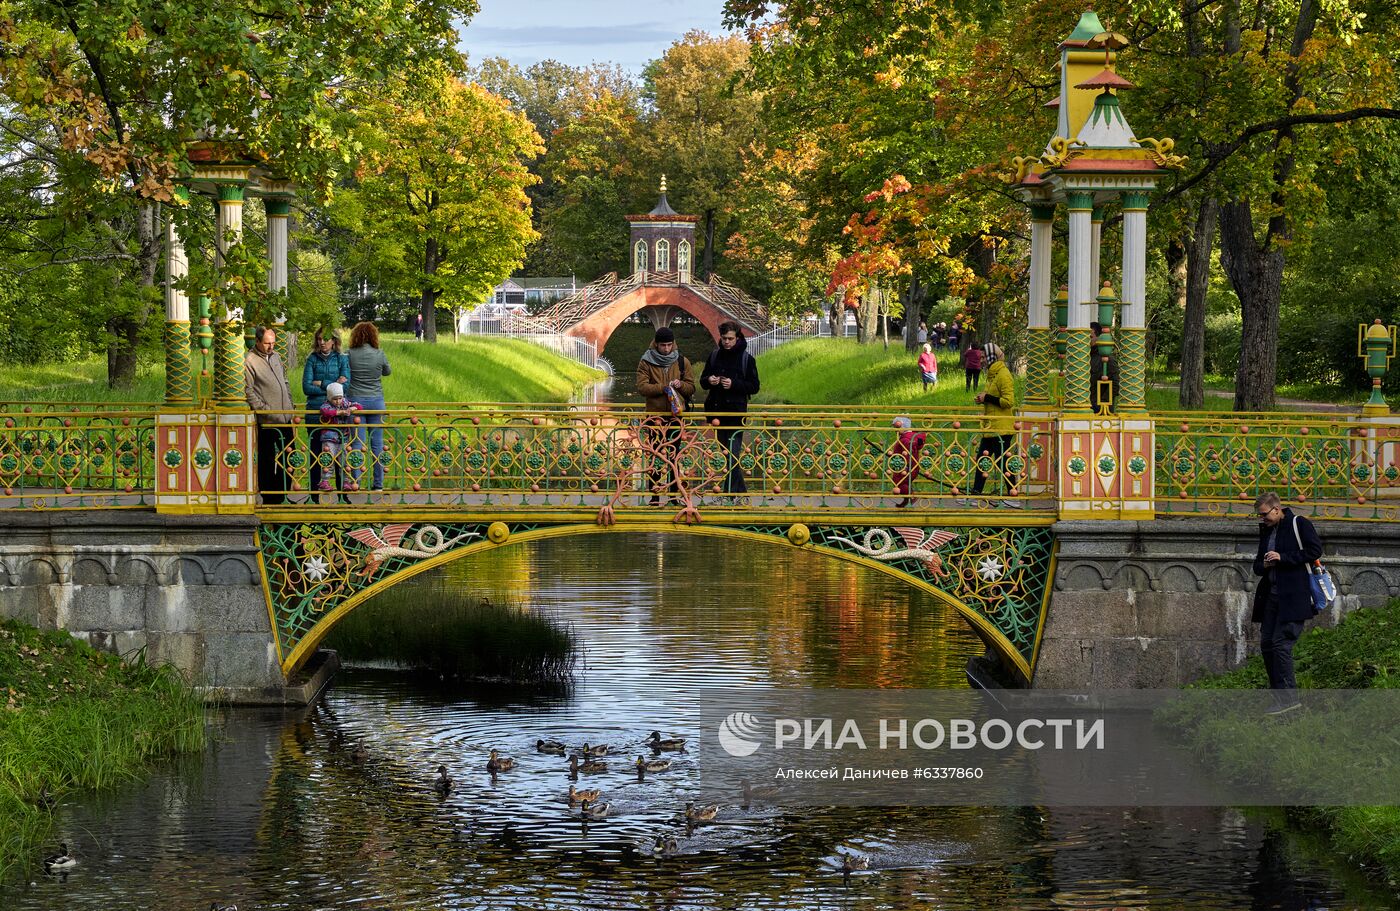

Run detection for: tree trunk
[[108, 200, 160, 387], [880, 286, 889, 350], [1178, 197, 1217, 408], [703, 208, 715, 280], [857, 292, 879, 343], [421, 235, 440, 343], [1219, 200, 1282, 410], [904, 275, 926, 353]]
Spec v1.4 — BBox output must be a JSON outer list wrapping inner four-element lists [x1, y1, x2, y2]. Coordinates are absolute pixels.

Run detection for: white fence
[[459, 309, 612, 376], [747, 318, 859, 358]]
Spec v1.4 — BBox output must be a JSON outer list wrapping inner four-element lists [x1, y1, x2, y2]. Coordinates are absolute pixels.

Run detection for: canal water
[[5, 535, 1390, 910]]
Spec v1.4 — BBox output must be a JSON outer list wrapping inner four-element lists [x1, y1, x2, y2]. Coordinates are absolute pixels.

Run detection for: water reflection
[[3, 535, 1383, 910]]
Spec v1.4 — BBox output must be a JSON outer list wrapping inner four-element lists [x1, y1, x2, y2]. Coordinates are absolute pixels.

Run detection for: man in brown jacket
[[244, 326, 296, 504], [635, 326, 696, 505]]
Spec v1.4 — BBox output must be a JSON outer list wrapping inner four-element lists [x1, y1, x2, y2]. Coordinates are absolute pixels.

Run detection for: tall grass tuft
[[0, 620, 206, 881], [323, 580, 578, 684]]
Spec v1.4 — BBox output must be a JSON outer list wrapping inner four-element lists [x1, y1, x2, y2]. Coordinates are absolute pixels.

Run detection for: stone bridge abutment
[[3, 512, 1397, 699]]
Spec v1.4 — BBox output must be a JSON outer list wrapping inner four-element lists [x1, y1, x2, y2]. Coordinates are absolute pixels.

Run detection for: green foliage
[[1181, 600, 1400, 888], [323, 582, 577, 683], [0, 619, 206, 881], [753, 338, 991, 408]]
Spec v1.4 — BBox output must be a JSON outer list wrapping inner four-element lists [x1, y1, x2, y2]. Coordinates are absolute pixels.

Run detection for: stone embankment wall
[[0, 512, 287, 700], [1036, 519, 1400, 687]]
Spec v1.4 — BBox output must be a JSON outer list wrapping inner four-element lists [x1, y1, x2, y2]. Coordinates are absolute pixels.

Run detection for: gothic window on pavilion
[[678, 241, 691, 278], [655, 239, 670, 272], [634, 240, 648, 273]]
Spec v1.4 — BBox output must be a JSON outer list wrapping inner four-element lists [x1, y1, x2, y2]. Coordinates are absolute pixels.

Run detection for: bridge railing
[[1152, 410, 1400, 521], [260, 404, 1051, 512], [0, 408, 157, 508]]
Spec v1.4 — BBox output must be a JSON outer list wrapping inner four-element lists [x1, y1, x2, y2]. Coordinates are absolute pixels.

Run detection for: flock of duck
[[426, 730, 720, 854]]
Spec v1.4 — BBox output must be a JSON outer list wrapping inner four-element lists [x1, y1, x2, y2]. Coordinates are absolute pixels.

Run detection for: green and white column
[[1118, 191, 1150, 411], [1064, 190, 1096, 412], [163, 186, 193, 406], [1024, 203, 1056, 406], [263, 181, 295, 365], [214, 180, 248, 407]]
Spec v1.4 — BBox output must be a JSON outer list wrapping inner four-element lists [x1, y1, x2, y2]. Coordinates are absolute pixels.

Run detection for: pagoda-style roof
[[626, 176, 699, 224], [1059, 9, 1106, 47]]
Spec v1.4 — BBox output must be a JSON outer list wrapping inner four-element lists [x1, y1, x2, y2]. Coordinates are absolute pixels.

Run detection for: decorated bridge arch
[[256, 513, 1058, 682]]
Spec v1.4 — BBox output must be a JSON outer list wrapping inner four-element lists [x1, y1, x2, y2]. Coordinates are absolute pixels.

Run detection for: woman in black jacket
[[700, 322, 761, 498], [1252, 491, 1323, 713]]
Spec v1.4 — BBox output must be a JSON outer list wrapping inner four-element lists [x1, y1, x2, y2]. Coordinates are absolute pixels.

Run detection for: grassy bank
[[751, 338, 1190, 412], [0, 333, 601, 405], [0, 619, 206, 881], [323, 581, 578, 684], [1181, 600, 1400, 889]]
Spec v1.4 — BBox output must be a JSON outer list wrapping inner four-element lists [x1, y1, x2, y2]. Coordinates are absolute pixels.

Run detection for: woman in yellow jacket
[[969, 342, 1020, 507]]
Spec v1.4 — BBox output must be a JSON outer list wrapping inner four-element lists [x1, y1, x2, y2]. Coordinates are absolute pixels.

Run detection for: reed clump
[[323, 583, 578, 684], [0, 619, 206, 881]]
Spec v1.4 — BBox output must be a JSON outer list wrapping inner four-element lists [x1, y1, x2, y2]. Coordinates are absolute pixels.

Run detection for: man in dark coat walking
[[700, 321, 761, 498], [1252, 491, 1323, 714]]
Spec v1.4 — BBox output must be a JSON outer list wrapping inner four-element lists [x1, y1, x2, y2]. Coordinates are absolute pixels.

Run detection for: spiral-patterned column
[[1025, 204, 1055, 406], [1119, 191, 1150, 412], [1064, 191, 1095, 412], [164, 321, 193, 405], [214, 320, 246, 407]]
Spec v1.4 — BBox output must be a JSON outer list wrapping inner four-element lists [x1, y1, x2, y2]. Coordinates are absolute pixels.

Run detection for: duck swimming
[[652, 834, 680, 856], [575, 742, 609, 758], [486, 749, 516, 773], [433, 765, 453, 796], [578, 798, 611, 820], [350, 741, 369, 763], [636, 755, 671, 774], [741, 778, 780, 806], [684, 801, 719, 823], [840, 852, 870, 883], [646, 731, 686, 751], [43, 843, 76, 873], [569, 754, 606, 774], [536, 738, 567, 755], [567, 784, 601, 804]]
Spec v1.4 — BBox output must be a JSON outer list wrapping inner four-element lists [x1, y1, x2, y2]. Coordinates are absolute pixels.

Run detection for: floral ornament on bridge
[[828, 526, 959, 578], [303, 555, 329, 582], [977, 556, 1005, 582], [347, 524, 480, 579]]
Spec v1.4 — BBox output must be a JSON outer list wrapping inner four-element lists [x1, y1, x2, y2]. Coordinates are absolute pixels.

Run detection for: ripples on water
[[4, 535, 1383, 910]]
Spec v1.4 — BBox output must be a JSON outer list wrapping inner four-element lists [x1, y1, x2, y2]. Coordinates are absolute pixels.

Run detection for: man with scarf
[[636, 326, 696, 505], [701, 321, 761, 499]]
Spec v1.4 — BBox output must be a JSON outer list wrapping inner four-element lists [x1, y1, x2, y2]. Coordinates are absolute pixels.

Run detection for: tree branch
[[1163, 107, 1400, 202]]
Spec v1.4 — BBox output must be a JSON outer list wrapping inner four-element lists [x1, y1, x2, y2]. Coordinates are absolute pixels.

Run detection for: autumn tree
[[643, 31, 760, 279], [0, 0, 479, 383], [339, 77, 542, 342]]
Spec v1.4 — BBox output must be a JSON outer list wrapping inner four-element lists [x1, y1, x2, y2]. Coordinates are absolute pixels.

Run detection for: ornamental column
[[1090, 206, 1104, 293], [1118, 191, 1150, 411], [262, 180, 295, 365], [214, 179, 249, 407], [1064, 191, 1095, 412], [163, 187, 193, 406], [1024, 204, 1056, 407]]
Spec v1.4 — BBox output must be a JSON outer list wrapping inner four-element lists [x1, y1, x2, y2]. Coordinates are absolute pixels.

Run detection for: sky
[[460, 0, 732, 73]]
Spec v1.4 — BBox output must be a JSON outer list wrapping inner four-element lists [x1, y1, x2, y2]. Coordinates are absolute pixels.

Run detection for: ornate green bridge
[[2, 400, 1397, 686]]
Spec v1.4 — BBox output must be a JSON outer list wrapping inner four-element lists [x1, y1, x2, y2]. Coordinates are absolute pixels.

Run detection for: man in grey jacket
[[244, 326, 295, 504]]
